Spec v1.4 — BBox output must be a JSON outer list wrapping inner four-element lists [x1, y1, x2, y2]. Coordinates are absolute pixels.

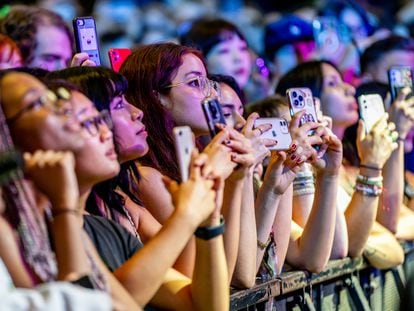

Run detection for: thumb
[[357, 119, 366, 142]]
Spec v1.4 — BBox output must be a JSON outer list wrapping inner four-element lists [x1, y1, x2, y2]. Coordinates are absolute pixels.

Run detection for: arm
[[231, 168, 257, 288], [24, 151, 90, 280], [346, 117, 398, 256], [287, 126, 342, 272], [135, 165, 195, 277], [378, 90, 414, 232], [115, 152, 228, 309]]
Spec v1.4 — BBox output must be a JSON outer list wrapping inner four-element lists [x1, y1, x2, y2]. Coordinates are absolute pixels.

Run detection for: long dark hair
[[120, 42, 205, 181], [46, 67, 142, 221]]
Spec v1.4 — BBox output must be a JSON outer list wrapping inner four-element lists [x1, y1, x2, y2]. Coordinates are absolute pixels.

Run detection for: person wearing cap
[[264, 14, 316, 89]]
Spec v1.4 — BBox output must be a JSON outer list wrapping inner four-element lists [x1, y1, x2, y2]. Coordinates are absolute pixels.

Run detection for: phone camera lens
[[294, 99, 299, 106], [77, 19, 84, 26], [292, 91, 297, 97], [298, 95, 304, 102]]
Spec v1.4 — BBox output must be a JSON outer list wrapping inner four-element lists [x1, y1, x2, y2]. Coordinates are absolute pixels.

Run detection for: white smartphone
[[358, 94, 385, 133], [173, 126, 194, 182], [286, 87, 318, 126], [254, 118, 292, 151]]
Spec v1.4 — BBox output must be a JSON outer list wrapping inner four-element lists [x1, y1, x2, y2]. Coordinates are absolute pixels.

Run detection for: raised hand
[[241, 112, 274, 166], [387, 87, 414, 140], [23, 150, 79, 209], [202, 128, 236, 180], [312, 126, 343, 176], [357, 114, 398, 169], [164, 150, 217, 227]]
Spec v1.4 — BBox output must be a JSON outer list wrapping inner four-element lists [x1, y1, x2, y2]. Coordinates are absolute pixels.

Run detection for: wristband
[[359, 164, 381, 171], [195, 216, 225, 240]]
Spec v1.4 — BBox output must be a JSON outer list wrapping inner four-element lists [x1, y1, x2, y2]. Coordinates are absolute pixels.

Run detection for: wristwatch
[[194, 216, 225, 240]]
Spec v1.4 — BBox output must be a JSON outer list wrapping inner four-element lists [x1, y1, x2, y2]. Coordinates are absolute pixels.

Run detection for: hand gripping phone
[[173, 126, 195, 182], [287, 87, 319, 150], [201, 97, 226, 138], [108, 48, 131, 72], [254, 118, 292, 151], [388, 66, 413, 101], [73, 16, 101, 65], [358, 94, 385, 134]]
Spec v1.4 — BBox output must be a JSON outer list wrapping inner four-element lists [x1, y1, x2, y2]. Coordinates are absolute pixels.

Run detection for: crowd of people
[[1, 0, 414, 310]]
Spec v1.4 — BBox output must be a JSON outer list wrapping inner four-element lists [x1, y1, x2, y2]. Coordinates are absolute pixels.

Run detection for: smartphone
[[254, 118, 292, 151], [358, 94, 385, 133], [286, 87, 318, 126], [388, 66, 413, 101], [173, 126, 194, 182], [108, 48, 131, 73], [72, 16, 101, 65], [201, 97, 226, 138]]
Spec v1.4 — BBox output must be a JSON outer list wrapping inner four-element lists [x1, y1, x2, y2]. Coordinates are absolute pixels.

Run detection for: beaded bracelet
[[356, 174, 383, 186], [293, 186, 316, 196], [355, 182, 383, 196]]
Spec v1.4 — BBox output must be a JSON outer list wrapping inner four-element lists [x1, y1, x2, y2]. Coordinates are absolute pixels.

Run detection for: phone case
[[73, 16, 101, 65], [358, 94, 385, 133], [388, 66, 413, 101], [173, 126, 194, 182], [254, 118, 292, 151], [108, 48, 131, 73], [201, 97, 226, 137], [287, 87, 318, 126]]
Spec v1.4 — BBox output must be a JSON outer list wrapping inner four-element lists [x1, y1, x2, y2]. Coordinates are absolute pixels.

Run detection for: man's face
[[29, 25, 73, 71], [1, 72, 84, 152]]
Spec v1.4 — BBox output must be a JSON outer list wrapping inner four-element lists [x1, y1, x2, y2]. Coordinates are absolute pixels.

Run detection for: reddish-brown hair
[[120, 42, 205, 180], [0, 34, 22, 64]]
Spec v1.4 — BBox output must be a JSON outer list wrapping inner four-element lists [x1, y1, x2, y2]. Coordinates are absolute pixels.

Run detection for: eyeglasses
[[166, 76, 221, 98], [80, 109, 113, 136], [7, 87, 72, 124]]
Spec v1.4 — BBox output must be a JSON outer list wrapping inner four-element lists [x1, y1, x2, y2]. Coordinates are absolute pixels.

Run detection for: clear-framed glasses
[[80, 109, 113, 136], [6, 87, 72, 124], [166, 76, 221, 99]]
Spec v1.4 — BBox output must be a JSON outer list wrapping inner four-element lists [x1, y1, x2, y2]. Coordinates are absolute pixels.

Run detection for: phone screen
[[388, 66, 413, 101], [73, 17, 101, 65]]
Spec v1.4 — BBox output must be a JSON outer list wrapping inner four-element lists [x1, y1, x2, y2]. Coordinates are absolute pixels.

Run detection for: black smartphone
[[72, 16, 101, 65], [201, 97, 226, 138], [388, 66, 413, 101]]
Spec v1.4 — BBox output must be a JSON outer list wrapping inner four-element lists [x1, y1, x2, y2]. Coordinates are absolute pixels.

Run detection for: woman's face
[[71, 91, 120, 188], [219, 83, 245, 130], [161, 53, 211, 136], [110, 94, 148, 163], [320, 63, 358, 128], [1, 72, 84, 153], [206, 33, 252, 88]]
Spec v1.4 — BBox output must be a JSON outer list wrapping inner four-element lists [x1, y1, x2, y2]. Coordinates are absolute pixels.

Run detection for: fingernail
[[291, 144, 297, 151], [291, 154, 296, 160], [225, 140, 231, 145]]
